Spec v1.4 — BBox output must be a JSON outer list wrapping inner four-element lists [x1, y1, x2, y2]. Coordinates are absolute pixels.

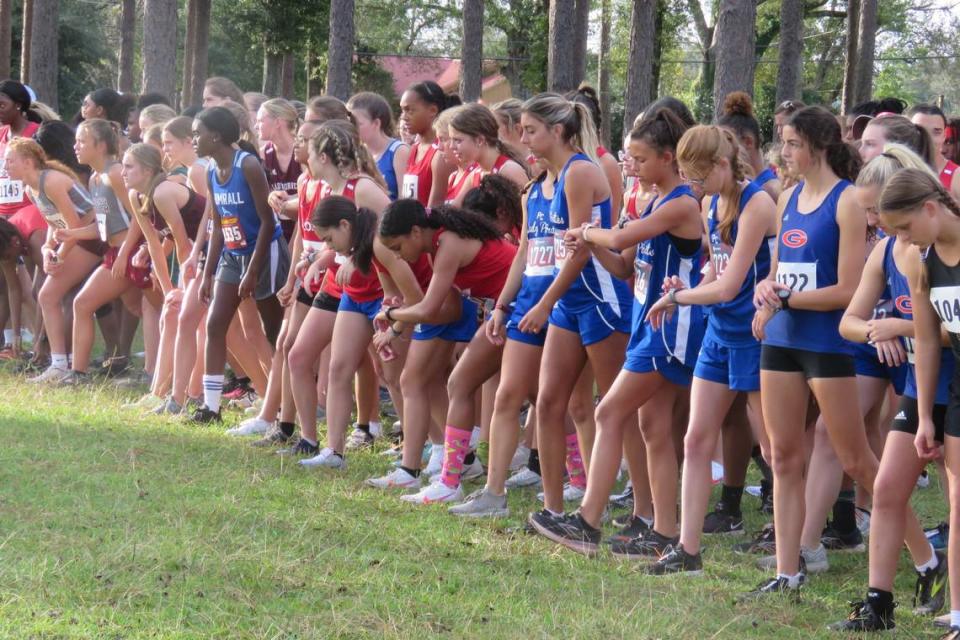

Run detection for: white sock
[[51, 353, 67, 369], [915, 543, 938, 573], [4, 329, 12, 342], [952, 610, 960, 628], [428, 445, 444, 464], [469, 426, 481, 448], [777, 572, 803, 588], [369, 420, 382, 437], [301, 436, 317, 446], [202, 374, 224, 412], [638, 515, 654, 527], [67, 353, 73, 368]]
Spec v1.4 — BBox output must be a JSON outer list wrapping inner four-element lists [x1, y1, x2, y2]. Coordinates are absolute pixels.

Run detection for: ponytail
[[311, 195, 378, 274], [379, 198, 502, 242], [825, 141, 861, 183], [788, 106, 861, 182]]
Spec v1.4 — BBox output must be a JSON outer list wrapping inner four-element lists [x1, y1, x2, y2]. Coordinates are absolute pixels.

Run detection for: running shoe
[[345, 426, 376, 450], [188, 405, 222, 424], [150, 397, 184, 416], [927, 522, 950, 551], [609, 481, 634, 511], [423, 444, 444, 477], [28, 364, 67, 383], [702, 502, 744, 535], [537, 482, 586, 503], [99, 355, 130, 378], [57, 370, 91, 386], [733, 523, 776, 555], [400, 480, 463, 505], [277, 438, 319, 457], [736, 574, 804, 603], [366, 467, 421, 490], [122, 392, 163, 411], [226, 417, 272, 437], [223, 378, 252, 399], [112, 369, 151, 388], [914, 550, 948, 615], [821, 521, 866, 552], [448, 487, 509, 518], [528, 510, 600, 557], [936, 614, 951, 628], [917, 468, 930, 489], [227, 390, 258, 410], [856, 507, 871, 537], [757, 544, 828, 574], [605, 514, 651, 544], [645, 544, 703, 576], [379, 444, 403, 459], [300, 448, 346, 469], [505, 466, 542, 489], [711, 461, 724, 485], [827, 599, 895, 631], [745, 485, 762, 498], [509, 445, 531, 472], [251, 423, 291, 447], [610, 529, 678, 559], [461, 458, 486, 482]]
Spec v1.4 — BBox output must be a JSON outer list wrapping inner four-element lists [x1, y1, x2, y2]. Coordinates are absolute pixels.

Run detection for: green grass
[[0, 373, 948, 639]]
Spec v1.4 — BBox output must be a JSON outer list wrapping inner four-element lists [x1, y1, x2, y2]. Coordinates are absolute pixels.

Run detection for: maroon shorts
[[102, 245, 152, 289]]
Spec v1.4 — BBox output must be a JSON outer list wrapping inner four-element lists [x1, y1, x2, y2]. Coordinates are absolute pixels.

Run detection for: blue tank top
[[377, 139, 403, 201], [884, 238, 953, 404], [513, 176, 555, 316], [705, 182, 773, 347], [753, 167, 777, 189], [549, 153, 632, 316], [628, 184, 705, 366], [764, 180, 852, 354], [208, 150, 281, 257]]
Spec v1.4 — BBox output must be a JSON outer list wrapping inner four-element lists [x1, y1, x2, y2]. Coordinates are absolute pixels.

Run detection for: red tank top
[[597, 145, 609, 158], [431, 227, 516, 299], [467, 155, 511, 191], [402, 142, 438, 205], [0, 121, 40, 216], [941, 161, 958, 191], [297, 174, 325, 254], [446, 164, 479, 203], [9, 203, 45, 242], [318, 178, 384, 302], [624, 179, 643, 221]]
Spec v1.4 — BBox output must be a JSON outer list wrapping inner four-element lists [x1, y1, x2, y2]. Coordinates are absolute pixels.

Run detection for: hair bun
[[722, 92, 754, 119]]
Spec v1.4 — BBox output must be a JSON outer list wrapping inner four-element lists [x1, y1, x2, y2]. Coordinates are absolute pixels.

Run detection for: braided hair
[[310, 119, 388, 191]]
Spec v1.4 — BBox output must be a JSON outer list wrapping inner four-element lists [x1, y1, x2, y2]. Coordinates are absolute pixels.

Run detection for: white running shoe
[[345, 426, 376, 450], [509, 445, 531, 472], [299, 447, 346, 469], [400, 480, 463, 504], [448, 487, 509, 518], [537, 482, 585, 503], [856, 507, 871, 537], [228, 391, 258, 410], [757, 543, 829, 573], [122, 392, 163, 411], [29, 364, 67, 384], [423, 444, 444, 477], [226, 417, 272, 437], [505, 466, 542, 489], [379, 444, 403, 458], [461, 458, 485, 482], [366, 467, 422, 490], [745, 485, 763, 497]]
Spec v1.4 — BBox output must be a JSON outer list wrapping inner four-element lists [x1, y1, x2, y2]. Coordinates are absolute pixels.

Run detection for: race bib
[[0, 177, 24, 205], [711, 238, 733, 277], [776, 262, 817, 292], [334, 254, 348, 266], [525, 236, 554, 276], [903, 336, 916, 364], [402, 174, 419, 200], [930, 285, 960, 333], [96, 212, 107, 241], [220, 215, 247, 250], [302, 239, 325, 254], [872, 299, 894, 321], [553, 231, 568, 270], [634, 259, 653, 303]]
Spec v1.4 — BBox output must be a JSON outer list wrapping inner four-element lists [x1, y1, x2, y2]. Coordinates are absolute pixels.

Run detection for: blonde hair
[[259, 98, 299, 134], [521, 93, 600, 164], [140, 104, 177, 129], [856, 143, 936, 190], [433, 105, 462, 137], [204, 76, 245, 105], [677, 125, 752, 244], [124, 143, 167, 220], [78, 118, 121, 156], [31, 101, 60, 122], [8, 137, 80, 182], [144, 123, 164, 149]]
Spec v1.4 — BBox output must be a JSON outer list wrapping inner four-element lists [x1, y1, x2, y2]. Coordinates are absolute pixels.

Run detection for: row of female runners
[[1, 73, 959, 634]]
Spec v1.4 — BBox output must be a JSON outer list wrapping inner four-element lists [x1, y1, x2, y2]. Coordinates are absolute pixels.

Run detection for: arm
[[200, 173, 224, 302], [153, 183, 193, 266], [427, 148, 455, 208], [129, 191, 174, 294], [387, 235, 479, 323], [577, 196, 697, 252], [906, 249, 943, 458], [238, 157, 276, 298], [839, 238, 896, 343], [393, 144, 411, 189], [374, 238, 422, 304], [46, 174, 95, 253], [499, 161, 529, 189], [495, 192, 531, 309]]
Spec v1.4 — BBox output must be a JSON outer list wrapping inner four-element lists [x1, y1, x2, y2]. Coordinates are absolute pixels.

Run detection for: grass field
[[0, 372, 949, 639]]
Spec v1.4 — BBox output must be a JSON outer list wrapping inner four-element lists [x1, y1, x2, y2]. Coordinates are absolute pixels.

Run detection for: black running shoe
[[827, 600, 895, 631], [609, 484, 634, 511], [645, 544, 703, 576], [821, 520, 866, 552], [277, 438, 320, 457], [188, 405, 222, 424], [736, 574, 804, 603], [251, 424, 292, 448], [915, 550, 948, 615], [702, 502, 745, 535], [733, 523, 775, 555], [605, 514, 651, 544], [528, 510, 601, 557], [610, 528, 678, 559]]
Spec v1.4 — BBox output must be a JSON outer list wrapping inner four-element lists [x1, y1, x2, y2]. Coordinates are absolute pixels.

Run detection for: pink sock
[[565, 432, 587, 489], [440, 425, 472, 489]]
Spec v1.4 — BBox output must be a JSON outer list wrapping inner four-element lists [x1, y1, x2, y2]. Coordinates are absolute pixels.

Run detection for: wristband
[[582, 224, 595, 244], [385, 306, 396, 322], [669, 289, 682, 306]]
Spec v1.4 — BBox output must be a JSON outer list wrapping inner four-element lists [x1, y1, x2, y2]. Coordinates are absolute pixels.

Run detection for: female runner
[[347, 91, 410, 202], [399, 80, 456, 207]]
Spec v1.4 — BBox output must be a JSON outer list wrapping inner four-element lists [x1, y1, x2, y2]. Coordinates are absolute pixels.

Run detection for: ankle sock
[[400, 465, 421, 478], [356, 423, 370, 435], [439, 425, 472, 489], [564, 433, 586, 489], [952, 610, 960, 628], [777, 572, 803, 588], [51, 353, 67, 369], [527, 448, 541, 475], [202, 374, 224, 412], [916, 543, 938, 572], [279, 421, 296, 437], [720, 484, 744, 515]]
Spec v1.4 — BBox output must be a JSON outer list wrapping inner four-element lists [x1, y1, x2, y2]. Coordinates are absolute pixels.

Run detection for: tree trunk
[[840, 0, 860, 114], [281, 52, 295, 99], [19, 0, 32, 84], [774, 0, 803, 107], [712, 0, 757, 119], [597, 0, 610, 147], [0, 0, 12, 80], [326, 0, 354, 101], [571, 0, 590, 87], [189, 0, 210, 107], [623, 0, 657, 129], [141, 0, 178, 102], [650, 0, 665, 101], [853, 0, 876, 105], [262, 48, 282, 96], [548, 0, 577, 92], [181, 0, 197, 107], [28, 0, 57, 109], [306, 46, 322, 99], [460, 0, 483, 102], [117, 0, 136, 93]]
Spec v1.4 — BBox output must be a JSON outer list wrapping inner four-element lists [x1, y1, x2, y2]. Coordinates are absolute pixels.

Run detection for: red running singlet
[[431, 227, 517, 300], [402, 142, 438, 205], [941, 160, 958, 191], [0, 121, 40, 216]]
